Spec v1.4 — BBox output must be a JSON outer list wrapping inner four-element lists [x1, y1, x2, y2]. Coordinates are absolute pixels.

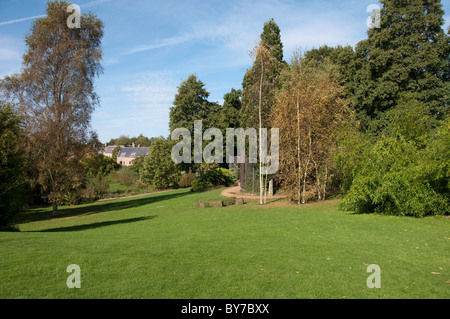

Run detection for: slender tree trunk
[[297, 94, 301, 204], [323, 164, 328, 201], [259, 56, 264, 205], [252, 164, 255, 194], [263, 168, 268, 204], [315, 164, 322, 201], [268, 179, 273, 196], [301, 130, 313, 204], [302, 160, 309, 204], [52, 202, 58, 217]]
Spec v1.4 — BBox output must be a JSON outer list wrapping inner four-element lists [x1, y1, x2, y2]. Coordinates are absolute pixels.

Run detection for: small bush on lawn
[[191, 168, 236, 192], [179, 172, 197, 188], [114, 167, 138, 186]]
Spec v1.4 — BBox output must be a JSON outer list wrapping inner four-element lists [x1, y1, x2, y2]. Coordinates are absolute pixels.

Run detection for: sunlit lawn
[[0, 188, 448, 299]]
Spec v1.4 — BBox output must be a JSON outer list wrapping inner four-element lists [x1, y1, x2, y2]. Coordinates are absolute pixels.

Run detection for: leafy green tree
[[140, 137, 180, 190], [205, 88, 243, 165], [112, 135, 132, 146], [112, 146, 120, 162], [109, 134, 153, 147], [349, 0, 450, 132], [130, 155, 145, 174], [0, 103, 25, 230], [81, 154, 118, 178], [169, 75, 219, 171], [303, 45, 356, 96], [0, 1, 103, 215], [169, 75, 219, 133], [215, 88, 242, 131], [134, 134, 153, 147]]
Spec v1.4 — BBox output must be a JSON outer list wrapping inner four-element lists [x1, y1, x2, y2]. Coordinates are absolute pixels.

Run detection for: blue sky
[[1, 0, 449, 143]]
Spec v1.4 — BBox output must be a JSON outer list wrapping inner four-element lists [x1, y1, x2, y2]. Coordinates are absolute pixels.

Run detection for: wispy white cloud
[[121, 71, 177, 106], [0, 14, 45, 26], [82, 0, 112, 9], [0, 47, 20, 61], [124, 0, 363, 61], [126, 33, 197, 55]]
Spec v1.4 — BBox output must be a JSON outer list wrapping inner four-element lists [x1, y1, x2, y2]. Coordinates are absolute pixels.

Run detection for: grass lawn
[[0, 188, 448, 299]]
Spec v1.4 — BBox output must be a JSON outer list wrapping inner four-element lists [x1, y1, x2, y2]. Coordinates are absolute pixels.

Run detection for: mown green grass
[[0, 188, 448, 299]]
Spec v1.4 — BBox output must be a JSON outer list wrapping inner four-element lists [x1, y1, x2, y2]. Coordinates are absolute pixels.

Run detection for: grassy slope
[[0, 188, 448, 299]]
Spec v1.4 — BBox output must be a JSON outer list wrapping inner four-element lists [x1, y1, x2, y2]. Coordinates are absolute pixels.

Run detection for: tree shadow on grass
[[14, 189, 189, 224], [26, 216, 156, 232]]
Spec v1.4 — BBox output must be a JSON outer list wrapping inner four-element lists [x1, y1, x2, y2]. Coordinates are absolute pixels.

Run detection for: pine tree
[[169, 75, 219, 134], [169, 75, 219, 171]]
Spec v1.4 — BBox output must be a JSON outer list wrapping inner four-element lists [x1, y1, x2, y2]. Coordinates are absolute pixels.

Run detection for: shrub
[[191, 168, 236, 192], [114, 167, 138, 186], [191, 178, 213, 193], [340, 131, 449, 217], [179, 172, 196, 188]]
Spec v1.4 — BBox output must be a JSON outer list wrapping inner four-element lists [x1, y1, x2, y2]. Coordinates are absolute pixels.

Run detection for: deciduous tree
[[272, 55, 351, 203], [0, 1, 103, 215], [140, 137, 181, 190]]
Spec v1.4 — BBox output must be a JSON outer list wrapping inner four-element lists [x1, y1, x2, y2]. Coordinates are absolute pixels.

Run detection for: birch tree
[[273, 54, 351, 203], [0, 1, 103, 215], [241, 19, 285, 203]]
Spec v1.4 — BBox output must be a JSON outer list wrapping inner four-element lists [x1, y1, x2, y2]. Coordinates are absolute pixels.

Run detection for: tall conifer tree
[[349, 0, 449, 132]]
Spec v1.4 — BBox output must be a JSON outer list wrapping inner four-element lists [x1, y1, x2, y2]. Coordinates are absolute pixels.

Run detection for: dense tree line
[[107, 134, 154, 147], [1, 0, 448, 230], [166, 0, 449, 215]]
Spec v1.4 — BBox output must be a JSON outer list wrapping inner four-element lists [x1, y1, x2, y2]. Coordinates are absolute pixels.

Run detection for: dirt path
[[97, 186, 288, 202], [221, 186, 288, 200]]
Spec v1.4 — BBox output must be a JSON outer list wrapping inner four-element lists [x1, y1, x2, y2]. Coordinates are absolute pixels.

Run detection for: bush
[[114, 167, 138, 186], [60, 191, 83, 206], [191, 168, 236, 192], [81, 176, 111, 201], [179, 172, 196, 188], [340, 131, 449, 217]]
